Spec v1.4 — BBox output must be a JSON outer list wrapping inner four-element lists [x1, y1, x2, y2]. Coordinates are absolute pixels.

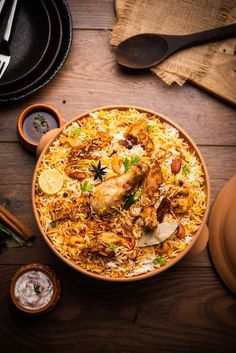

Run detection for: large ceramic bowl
[[32, 106, 210, 282]]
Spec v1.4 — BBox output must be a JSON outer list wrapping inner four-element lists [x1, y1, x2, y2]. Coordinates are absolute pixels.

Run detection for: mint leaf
[[34, 114, 48, 129], [34, 284, 41, 295]]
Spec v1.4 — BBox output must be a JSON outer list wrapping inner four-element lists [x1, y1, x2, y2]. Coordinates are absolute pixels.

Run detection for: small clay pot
[[10, 263, 61, 314], [17, 104, 65, 153]]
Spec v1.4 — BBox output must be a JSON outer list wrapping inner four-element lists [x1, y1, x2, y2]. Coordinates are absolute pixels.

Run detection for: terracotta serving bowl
[[32, 105, 211, 282]]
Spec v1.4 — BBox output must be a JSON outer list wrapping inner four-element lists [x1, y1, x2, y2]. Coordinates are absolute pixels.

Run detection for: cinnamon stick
[[0, 204, 34, 241]]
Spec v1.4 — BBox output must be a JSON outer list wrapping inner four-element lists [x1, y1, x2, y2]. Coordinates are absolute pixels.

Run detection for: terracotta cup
[[17, 104, 65, 153]]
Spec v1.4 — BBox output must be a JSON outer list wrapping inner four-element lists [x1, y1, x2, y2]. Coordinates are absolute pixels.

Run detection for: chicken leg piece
[[90, 160, 149, 215]]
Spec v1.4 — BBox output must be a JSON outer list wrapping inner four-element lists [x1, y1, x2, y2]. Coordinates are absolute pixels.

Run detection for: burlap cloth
[[111, 0, 236, 87]]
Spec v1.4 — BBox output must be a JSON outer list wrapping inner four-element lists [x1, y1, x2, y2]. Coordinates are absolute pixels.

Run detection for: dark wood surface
[[0, 1, 236, 352]]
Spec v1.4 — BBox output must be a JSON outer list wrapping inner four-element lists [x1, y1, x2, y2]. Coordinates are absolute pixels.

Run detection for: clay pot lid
[[209, 175, 236, 295]]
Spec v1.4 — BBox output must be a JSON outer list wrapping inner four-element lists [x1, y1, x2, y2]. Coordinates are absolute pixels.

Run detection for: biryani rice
[[34, 108, 207, 278]]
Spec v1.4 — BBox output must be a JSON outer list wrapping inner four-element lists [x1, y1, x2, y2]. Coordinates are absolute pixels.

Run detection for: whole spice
[[68, 171, 86, 180], [156, 198, 171, 222], [0, 204, 34, 241], [171, 159, 181, 174], [90, 161, 107, 181]]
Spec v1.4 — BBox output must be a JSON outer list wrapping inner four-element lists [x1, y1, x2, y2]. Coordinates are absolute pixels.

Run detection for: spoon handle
[[171, 23, 236, 51]]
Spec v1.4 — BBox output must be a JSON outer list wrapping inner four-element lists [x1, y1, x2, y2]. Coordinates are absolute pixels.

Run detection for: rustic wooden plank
[[0, 31, 236, 145], [0, 265, 235, 353], [68, 0, 115, 29]]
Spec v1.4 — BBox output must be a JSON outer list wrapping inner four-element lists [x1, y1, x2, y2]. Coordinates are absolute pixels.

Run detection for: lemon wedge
[[38, 169, 64, 195]]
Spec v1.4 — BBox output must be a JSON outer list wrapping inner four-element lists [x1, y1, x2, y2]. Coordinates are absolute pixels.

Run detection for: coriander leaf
[[123, 156, 140, 172], [50, 221, 57, 228], [153, 256, 166, 265], [108, 242, 116, 251], [130, 156, 140, 165], [182, 165, 191, 176], [34, 114, 48, 128], [71, 126, 83, 136], [123, 157, 130, 173], [81, 180, 93, 192]]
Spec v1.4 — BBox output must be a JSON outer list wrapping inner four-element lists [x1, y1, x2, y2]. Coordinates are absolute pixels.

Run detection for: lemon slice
[[38, 169, 63, 195]]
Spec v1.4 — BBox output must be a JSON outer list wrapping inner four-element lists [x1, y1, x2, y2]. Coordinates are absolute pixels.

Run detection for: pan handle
[[36, 128, 61, 158]]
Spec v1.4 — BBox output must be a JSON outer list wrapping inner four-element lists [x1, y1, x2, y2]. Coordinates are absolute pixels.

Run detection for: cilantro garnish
[[153, 256, 166, 265], [34, 114, 48, 129], [108, 242, 116, 251], [123, 156, 140, 172], [71, 126, 83, 136], [182, 165, 191, 176], [81, 180, 93, 192], [50, 221, 57, 228]]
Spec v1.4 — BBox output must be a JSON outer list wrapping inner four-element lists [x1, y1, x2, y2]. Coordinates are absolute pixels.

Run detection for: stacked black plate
[[0, 0, 72, 103]]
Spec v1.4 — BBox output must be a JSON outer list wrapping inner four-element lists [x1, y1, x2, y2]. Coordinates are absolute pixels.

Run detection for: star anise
[[90, 161, 107, 181]]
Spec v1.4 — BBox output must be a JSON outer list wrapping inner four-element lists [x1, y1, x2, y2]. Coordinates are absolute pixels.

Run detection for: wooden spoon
[[116, 23, 236, 69]]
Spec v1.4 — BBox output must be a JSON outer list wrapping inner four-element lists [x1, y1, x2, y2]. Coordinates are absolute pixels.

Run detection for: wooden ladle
[[116, 23, 236, 69]]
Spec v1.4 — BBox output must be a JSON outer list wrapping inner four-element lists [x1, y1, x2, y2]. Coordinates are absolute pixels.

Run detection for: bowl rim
[[32, 105, 211, 282]]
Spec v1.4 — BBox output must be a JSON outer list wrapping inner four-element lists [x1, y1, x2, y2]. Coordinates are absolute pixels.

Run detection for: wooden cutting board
[[115, 0, 236, 107]]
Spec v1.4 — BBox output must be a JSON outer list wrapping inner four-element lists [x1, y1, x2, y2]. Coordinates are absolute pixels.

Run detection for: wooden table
[[0, 1, 235, 352]]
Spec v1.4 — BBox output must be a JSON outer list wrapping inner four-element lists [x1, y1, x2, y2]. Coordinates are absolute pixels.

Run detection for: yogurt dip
[[14, 270, 54, 310], [10, 264, 60, 314]]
